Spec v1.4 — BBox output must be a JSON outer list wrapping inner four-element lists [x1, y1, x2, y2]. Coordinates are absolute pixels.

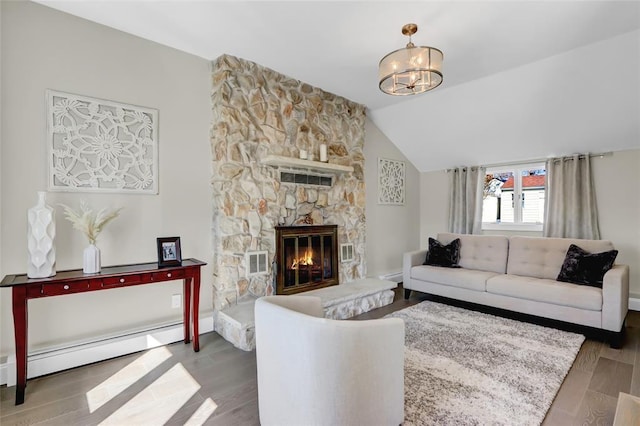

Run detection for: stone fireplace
[[275, 225, 338, 295], [210, 54, 367, 312]]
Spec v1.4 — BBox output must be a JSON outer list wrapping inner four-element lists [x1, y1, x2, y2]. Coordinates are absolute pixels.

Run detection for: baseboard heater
[[378, 271, 402, 283], [0, 313, 213, 386]]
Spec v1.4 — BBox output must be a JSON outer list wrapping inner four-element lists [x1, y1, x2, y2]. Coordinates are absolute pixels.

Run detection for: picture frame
[[157, 237, 182, 268]]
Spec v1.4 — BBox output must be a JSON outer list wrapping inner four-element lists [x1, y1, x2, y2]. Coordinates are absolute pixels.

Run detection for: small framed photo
[[157, 237, 182, 268]]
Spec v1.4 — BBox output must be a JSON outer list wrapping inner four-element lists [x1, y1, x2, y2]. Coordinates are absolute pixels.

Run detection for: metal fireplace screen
[[275, 225, 338, 295]]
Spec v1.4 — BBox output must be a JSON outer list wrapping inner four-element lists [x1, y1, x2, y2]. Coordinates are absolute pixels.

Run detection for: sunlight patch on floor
[[184, 398, 218, 426], [86, 346, 172, 413], [97, 363, 202, 425]]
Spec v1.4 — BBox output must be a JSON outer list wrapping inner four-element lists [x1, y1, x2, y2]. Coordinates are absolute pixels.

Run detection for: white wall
[[1, 2, 212, 356], [591, 150, 640, 296], [418, 150, 640, 295], [419, 170, 449, 246], [364, 118, 420, 277], [372, 29, 639, 172]]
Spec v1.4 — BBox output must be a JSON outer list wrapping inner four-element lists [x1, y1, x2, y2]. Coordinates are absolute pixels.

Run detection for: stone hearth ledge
[[214, 278, 398, 351]]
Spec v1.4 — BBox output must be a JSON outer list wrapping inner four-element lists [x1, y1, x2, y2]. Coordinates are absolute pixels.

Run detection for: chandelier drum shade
[[379, 23, 443, 96]]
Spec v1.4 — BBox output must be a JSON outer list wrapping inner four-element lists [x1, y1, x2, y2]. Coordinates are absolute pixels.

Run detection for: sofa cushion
[[423, 237, 461, 268], [507, 236, 615, 280], [486, 274, 602, 311], [557, 244, 618, 288], [411, 265, 498, 292], [437, 233, 509, 274]]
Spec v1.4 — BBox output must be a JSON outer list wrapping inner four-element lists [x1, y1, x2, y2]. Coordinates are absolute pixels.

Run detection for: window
[[482, 163, 546, 231]]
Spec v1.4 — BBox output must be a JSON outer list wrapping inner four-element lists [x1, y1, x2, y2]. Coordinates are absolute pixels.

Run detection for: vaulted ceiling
[[35, 1, 640, 171]]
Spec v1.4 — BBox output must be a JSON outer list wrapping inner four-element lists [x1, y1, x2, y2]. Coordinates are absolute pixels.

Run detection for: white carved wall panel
[[47, 90, 158, 194], [378, 158, 405, 205]]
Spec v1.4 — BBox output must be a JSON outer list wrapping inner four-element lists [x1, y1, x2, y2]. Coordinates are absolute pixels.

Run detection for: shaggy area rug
[[388, 301, 585, 425]]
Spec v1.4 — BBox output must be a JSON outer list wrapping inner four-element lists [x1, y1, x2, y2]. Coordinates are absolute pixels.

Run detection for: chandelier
[[378, 23, 443, 96]]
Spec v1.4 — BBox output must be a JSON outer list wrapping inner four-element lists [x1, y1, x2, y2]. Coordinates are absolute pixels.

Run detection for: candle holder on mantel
[[319, 143, 328, 162]]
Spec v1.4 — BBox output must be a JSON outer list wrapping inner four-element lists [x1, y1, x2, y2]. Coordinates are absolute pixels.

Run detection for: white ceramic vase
[[27, 192, 56, 278], [83, 244, 101, 274]]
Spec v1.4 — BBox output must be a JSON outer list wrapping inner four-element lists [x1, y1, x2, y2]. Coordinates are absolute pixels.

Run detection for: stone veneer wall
[[210, 54, 367, 311]]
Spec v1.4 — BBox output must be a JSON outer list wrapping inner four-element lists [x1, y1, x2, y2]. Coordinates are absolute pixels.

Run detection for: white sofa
[[254, 295, 405, 426], [403, 233, 629, 347]]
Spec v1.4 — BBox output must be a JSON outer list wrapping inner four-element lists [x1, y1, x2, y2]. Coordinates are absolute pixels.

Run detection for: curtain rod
[[446, 151, 613, 172]]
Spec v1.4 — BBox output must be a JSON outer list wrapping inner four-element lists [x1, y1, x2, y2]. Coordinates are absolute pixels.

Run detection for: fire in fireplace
[[275, 225, 338, 295]]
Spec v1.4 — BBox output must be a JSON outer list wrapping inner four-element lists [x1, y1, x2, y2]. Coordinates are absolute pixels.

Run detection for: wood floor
[[2, 288, 639, 425]]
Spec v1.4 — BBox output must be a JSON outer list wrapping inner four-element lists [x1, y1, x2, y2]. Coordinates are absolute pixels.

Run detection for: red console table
[[0, 258, 206, 405]]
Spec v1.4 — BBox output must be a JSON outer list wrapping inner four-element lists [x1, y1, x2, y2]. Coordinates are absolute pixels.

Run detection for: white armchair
[[254, 295, 405, 426]]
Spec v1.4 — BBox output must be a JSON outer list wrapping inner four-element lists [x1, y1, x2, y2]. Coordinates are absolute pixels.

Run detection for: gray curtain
[[448, 166, 485, 234], [543, 154, 600, 239]]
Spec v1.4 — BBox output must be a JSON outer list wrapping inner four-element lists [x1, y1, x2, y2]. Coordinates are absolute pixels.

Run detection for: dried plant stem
[[60, 201, 122, 245]]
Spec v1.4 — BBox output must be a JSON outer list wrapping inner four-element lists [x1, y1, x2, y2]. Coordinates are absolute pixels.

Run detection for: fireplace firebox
[[275, 225, 338, 295]]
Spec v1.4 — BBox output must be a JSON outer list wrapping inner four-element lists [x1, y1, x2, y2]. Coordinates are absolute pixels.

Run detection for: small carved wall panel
[[378, 158, 405, 205], [47, 90, 158, 194]]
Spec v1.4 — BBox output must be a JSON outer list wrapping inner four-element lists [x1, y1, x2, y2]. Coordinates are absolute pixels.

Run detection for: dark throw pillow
[[557, 244, 618, 288], [423, 238, 461, 268]]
